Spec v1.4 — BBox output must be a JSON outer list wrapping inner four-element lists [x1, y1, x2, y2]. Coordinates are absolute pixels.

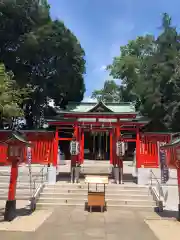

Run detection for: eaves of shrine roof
[[46, 115, 150, 126], [160, 133, 180, 148], [56, 101, 136, 113]]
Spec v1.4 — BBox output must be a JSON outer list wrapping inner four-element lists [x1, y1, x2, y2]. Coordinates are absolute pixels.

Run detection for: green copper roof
[[3, 131, 31, 146], [62, 101, 136, 113], [161, 138, 180, 148]]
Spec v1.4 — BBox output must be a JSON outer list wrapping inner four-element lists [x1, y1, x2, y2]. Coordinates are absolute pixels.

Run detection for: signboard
[[27, 146, 32, 165], [85, 175, 109, 184], [158, 142, 169, 184]]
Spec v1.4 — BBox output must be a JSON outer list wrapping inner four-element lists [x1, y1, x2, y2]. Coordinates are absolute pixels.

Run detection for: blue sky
[[48, 0, 180, 101]]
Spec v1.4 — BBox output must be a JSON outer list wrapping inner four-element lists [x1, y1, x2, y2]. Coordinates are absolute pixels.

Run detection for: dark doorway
[[84, 131, 110, 160]]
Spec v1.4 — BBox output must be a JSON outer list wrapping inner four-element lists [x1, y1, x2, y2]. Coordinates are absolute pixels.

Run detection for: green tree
[[19, 20, 86, 128], [91, 80, 121, 102], [108, 13, 180, 131], [0, 0, 86, 128], [0, 63, 29, 128], [107, 34, 155, 104]]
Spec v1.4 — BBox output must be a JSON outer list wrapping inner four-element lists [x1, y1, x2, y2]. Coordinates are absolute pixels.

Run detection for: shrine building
[[47, 101, 148, 163], [0, 101, 177, 185]]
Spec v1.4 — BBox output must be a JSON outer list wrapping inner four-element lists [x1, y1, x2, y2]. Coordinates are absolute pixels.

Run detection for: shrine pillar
[[110, 131, 113, 164], [70, 124, 81, 183], [112, 129, 116, 166], [48, 127, 58, 185], [80, 129, 84, 164], [136, 129, 149, 185], [113, 125, 124, 184]]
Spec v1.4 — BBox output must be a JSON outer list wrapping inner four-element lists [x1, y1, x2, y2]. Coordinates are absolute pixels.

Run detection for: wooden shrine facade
[[46, 101, 174, 168], [0, 128, 175, 168], [0, 102, 178, 168]]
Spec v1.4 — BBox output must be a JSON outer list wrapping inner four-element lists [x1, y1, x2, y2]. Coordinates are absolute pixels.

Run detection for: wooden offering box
[[85, 175, 108, 212]]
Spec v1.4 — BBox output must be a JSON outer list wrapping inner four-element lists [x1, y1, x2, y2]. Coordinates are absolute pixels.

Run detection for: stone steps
[[42, 188, 149, 194], [0, 176, 45, 181], [36, 182, 156, 210], [40, 192, 151, 200], [0, 195, 31, 200], [45, 183, 148, 190], [0, 182, 45, 189], [80, 168, 111, 175], [36, 202, 155, 211], [0, 166, 47, 202], [38, 197, 154, 205]]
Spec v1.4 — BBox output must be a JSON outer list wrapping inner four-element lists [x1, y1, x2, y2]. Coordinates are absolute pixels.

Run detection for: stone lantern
[[3, 131, 31, 221]]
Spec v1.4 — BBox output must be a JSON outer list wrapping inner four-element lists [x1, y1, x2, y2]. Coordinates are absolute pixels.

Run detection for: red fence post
[[177, 166, 180, 220], [81, 130, 84, 164], [78, 126, 81, 164], [116, 125, 122, 167], [4, 161, 18, 221], [53, 128, 58, 166], [110, 131, 113, 164], [136, 128, 140, 168]]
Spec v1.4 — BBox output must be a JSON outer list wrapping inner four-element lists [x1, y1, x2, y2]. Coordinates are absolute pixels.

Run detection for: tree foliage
[[0, 0, 86, 129], [92, 80, 121, 102], [96, 13, 180, 131], [0, 63, 30, 128]]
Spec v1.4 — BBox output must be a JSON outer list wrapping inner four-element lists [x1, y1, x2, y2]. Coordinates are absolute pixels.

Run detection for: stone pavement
[[146, 219, 180, 240], [0, 206, 163, 240]]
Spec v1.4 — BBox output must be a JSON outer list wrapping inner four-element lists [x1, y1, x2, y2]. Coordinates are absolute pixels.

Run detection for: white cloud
[[99, 65, 107, 71], [92, 64, 107, 73]]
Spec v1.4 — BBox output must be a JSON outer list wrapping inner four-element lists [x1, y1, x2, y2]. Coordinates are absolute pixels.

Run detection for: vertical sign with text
[[158, 142, 169, 184]]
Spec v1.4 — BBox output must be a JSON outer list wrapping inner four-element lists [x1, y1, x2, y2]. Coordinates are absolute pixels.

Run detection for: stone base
[[75, 166, 81, 183], [132, 166, 138, 178], [47, 165, 56, 184], [178, 204, 180, 221], [137, 168, 150, 185], [4, 200, 16, 222], [113, 167, 120, 184]]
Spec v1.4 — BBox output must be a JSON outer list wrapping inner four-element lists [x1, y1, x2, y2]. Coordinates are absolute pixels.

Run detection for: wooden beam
[[48, 121, 146, 127], [58, 138, 72, 141]]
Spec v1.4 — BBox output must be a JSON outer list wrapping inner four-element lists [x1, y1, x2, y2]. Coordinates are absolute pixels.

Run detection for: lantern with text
[[70, 140, 80, 156], [116, 141, 125, 157]]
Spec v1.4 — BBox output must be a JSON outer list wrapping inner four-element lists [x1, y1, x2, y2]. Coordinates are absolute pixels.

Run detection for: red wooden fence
[[0, 131, 55, 166], [138, 133, 171, 168], [0, 130, 173, 168]]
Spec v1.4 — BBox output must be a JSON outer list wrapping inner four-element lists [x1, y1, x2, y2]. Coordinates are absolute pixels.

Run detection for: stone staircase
[[37, 160, 156, 210], [0, 165, 48, 208], [81, 160, 111, 175], [36, 182, 156, 211]]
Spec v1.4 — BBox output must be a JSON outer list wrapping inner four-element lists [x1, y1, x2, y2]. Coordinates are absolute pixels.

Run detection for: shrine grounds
[[0, 205, 180, 240]]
